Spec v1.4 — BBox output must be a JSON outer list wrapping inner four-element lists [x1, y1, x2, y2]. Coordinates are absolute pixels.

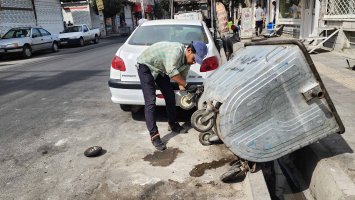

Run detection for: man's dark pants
[[255, 20, 263, 36], [137, 64, 177, 137]]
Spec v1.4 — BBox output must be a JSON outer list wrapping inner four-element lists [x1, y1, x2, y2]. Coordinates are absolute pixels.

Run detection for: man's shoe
[[151, 133, 166, 151], [168, 122, 188, 134]]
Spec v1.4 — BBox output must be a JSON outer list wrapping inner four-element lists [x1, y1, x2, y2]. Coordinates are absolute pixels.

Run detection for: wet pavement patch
[[189, 156, 235, 177], [143, 148, 183, 167], [37, 143, 67, 156]]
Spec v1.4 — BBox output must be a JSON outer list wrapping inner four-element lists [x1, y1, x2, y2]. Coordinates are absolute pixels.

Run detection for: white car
[[0, 27, 59, 58], [59, 24, 100, 47], [108, 19, 222, 111]]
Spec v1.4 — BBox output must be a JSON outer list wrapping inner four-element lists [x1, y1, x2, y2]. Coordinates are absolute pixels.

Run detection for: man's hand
[[171, 74, 187, 89], [178, 85, 186, 91]]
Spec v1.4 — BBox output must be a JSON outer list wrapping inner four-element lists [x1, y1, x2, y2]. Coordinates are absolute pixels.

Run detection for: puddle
[[189, 156, 235, 177], [143, 148, 183, 167]]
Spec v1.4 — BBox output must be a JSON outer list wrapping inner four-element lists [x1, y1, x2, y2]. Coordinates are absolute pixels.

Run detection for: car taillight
[[111, 56, 126, 71], [156, 94, 165, 99], [200, 56, 219, 72]]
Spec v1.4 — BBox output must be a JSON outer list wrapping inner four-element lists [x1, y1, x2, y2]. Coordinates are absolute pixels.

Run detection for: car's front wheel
[[52, 42, 59, 52], [22, 45, 32, 58], [120, 104, 131, 112], [94, 35, 99, 44], [79, 37, 84, 47]]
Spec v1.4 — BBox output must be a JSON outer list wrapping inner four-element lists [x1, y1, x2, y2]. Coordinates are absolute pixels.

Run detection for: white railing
[[325, 0, 355, 19]]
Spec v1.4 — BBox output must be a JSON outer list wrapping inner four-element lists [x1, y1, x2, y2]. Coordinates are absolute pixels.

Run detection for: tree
[[154, 0, 170, 19]]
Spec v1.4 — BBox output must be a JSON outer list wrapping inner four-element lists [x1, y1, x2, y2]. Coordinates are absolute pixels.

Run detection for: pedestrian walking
[[255, 4, 264, 36], [137, 41, 208, 151], [272, 1, 277, 24]]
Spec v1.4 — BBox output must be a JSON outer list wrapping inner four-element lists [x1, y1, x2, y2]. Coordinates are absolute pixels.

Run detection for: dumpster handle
[[265, 46, 286, 62]]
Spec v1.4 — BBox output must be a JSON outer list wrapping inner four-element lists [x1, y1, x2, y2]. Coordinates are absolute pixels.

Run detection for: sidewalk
[[232, 38, 355, 199]]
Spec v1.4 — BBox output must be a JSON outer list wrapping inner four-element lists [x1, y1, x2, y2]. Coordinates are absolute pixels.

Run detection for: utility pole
[[170, 0, 174, 19], [96, 0, 106, 37], [140, 0, 145, 18]]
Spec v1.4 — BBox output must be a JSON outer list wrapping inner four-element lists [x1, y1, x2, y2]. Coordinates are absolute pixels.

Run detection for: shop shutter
[[34, 0, 64, 34]]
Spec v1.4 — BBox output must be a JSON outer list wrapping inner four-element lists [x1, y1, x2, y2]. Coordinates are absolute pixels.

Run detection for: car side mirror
[[83, 29, 88, 32], [32, 35, 36, 38]]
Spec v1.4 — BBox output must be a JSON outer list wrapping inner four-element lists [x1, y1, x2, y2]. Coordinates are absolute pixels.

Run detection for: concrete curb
[[244, 170, 271, 200], [295, 142, 355, 200]]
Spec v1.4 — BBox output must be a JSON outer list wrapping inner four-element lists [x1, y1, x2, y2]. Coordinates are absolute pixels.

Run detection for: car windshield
[[128, 25, 208, 45], [2, 28, 31, 39], [63, 26, 82, 33]]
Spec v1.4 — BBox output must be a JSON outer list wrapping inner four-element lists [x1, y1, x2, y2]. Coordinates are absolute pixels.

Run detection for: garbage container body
[[199, 40, 344, 162]]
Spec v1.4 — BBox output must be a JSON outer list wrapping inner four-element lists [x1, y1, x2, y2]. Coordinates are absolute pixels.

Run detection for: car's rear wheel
[[52, 42, 59, 52], [94, 35, 99, 44], [79, 38, 84, 47], [120, 104, 131, 112], [22, 45, 32, 58]]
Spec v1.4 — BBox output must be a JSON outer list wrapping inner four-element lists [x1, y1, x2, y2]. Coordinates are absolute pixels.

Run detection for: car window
[[32, 28, 41, 38], [38, 28, 50, 36], [2, 28, 31, 39], [128, 25, 208, 45], [64, 26, 82, 33]]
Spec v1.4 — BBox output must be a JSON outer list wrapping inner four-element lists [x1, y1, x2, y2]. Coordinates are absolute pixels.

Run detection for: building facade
[[61, 1, 100, 29], [0, 0, 64, 35], [268, 0, 355, 52]]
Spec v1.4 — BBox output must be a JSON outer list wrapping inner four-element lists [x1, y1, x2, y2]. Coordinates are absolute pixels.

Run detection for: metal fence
[[326, 0, 355, 18]]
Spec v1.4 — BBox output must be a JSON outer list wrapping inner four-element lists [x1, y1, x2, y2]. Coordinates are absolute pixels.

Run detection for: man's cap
[[192, 41, 208, 64]]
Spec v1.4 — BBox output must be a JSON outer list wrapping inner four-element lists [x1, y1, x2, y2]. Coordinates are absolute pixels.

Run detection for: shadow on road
[[0, 70, 104, 96]]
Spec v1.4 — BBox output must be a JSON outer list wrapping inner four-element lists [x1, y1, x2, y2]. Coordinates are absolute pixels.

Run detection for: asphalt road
[[0, 37, 246, 199]]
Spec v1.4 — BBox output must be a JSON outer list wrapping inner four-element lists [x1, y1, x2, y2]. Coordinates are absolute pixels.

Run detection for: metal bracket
[[302, 83, 324, 102]]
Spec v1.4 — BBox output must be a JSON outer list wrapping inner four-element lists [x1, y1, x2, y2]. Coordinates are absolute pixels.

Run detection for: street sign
[[96, 0, 104, 11]]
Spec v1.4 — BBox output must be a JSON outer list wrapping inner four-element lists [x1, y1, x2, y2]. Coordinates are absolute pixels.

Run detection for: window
[[279, 0, 302, 19], [2, 28, 31, 39], [128, 25, 208, 45], [64, 26, 82, 33], [39, 28, 50, 36], [32, 29, 41, 38], [83, 25, 89, 32], [326, 0, 355, 17]]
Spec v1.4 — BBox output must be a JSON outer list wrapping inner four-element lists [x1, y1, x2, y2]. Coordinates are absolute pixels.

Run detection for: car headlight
[[6, 43, 19, 48]]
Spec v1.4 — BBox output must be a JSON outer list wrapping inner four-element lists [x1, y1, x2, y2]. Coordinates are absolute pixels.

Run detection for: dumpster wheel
[[191, 109, 214, 132], [199, 131, 214, 146], [180, 95, 195, 110]]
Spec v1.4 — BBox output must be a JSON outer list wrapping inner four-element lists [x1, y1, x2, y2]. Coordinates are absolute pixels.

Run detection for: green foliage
[[154, 0, 170, 19]]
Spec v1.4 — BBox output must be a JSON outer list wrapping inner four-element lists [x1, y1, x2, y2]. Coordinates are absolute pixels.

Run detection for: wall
[[34, 0, 64, 34], [0, 0, 36, 35]]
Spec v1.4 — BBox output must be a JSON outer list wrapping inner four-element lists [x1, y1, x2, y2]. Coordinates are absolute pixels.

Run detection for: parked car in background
[[59, 24, 100, 47], [108, 19, 221, 111], [0, 27, 59, 58]]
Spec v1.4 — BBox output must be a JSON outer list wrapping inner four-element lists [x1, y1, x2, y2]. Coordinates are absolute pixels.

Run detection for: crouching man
[[137, 41, 208, 151]]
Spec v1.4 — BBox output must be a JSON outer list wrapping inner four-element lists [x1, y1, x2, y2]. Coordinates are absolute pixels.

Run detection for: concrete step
[[293, 142, 355, 200]]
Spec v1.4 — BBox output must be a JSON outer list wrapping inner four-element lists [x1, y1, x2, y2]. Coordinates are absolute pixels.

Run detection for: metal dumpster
[[195, 40, 345, 163]]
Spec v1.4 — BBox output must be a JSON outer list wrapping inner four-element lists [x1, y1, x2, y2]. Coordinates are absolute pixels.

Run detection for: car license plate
[[61, 41, 68, 44]]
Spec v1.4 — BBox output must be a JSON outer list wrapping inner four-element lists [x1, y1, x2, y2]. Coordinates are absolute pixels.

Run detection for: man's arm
[[171, 74, 187, 90]]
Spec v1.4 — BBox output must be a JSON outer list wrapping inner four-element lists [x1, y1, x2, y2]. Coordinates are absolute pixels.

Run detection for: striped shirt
[[137, 42, 190, 79]]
